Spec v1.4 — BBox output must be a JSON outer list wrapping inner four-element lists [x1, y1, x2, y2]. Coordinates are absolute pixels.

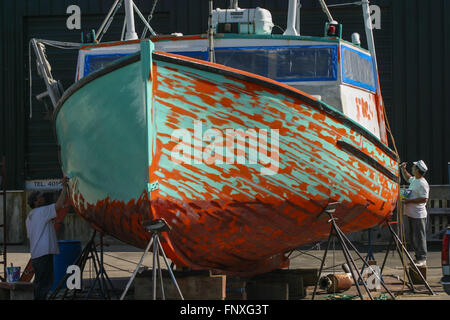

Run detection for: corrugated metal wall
[[0, 0, 26, 190], [392, 0, 450, 185], [0, 0, 449, 189]]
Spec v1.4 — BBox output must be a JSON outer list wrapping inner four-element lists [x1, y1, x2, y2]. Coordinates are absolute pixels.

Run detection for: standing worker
[[399, 160, 429, 267], [26, 177, 69, 300]]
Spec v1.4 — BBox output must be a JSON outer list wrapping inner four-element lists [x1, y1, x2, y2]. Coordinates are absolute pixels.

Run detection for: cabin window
[[214, 46, 337, 82], [274, 47, 337, 81], [215, 48, 269, 77], [84, 53, 130, 76], [341, 46, 376, 92]]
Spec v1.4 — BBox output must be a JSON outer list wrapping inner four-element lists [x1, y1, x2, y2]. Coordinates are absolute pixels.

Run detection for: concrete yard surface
[[2, 242, 449, 300], [289, 244, 449, 300]]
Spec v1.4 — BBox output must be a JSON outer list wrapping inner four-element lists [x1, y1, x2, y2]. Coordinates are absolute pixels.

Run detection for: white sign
[[26, 179, 62, 191], [66, 5, 81, 30], [367, 5, 381, 30], [364, 265, 381, 290], [66, 265, 81, 290]]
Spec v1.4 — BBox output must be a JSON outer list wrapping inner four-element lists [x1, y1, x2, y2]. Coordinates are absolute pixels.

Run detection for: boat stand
[[48, 230, 116, 300], [120, 218, 184, 300], [312, 203, 395, 300], [358, 228, 384, 284], [379, 221, 435, 295]]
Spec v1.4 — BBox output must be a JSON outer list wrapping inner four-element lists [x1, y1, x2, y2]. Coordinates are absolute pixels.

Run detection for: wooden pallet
[[134, 270, 226, 300], [0, 281, 34, 300], [133, 268, 318, 300]]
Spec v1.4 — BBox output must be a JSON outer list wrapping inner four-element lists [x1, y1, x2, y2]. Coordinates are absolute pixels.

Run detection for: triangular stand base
[[379, 221, 435, 295], [48, 230, 116, 300], [312, 207, 395, 300], [120, 219, 184, 300]]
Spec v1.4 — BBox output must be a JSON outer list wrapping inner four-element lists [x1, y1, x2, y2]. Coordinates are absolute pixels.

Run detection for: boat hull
[[55, 41, 399, 276]]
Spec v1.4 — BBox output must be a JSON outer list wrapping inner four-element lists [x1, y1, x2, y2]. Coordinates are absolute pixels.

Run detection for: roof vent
[[212, 7, 274, 35]]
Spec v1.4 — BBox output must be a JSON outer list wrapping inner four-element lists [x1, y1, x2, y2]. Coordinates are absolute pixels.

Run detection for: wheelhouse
[[76, 38, 375, 95], [75, 35, 380, 138]]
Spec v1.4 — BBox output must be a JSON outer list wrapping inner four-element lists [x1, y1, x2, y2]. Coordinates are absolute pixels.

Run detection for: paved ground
[[290, 243, 448, 300], [3, 241, 449, 300]]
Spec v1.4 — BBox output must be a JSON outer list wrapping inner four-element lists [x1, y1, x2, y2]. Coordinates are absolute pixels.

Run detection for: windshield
[[84, 53, 131, 76], [341, 46, 376, 92], [215, 46, 338, 82], [170, 46, 338, 83]]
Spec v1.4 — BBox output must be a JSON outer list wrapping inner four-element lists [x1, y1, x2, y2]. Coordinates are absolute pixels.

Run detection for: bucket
[[52, 240, 82, 291], [6, 266, 21, 282]]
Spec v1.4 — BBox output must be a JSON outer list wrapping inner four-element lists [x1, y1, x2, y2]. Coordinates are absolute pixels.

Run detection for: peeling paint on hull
[[55, 43, 399, 276]]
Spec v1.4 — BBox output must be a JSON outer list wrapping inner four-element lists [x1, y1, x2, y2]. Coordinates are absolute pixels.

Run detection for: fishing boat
[[33, 0, 399, 276]]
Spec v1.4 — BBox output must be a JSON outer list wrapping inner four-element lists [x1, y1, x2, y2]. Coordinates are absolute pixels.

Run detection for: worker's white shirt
[[404, 177, 429, 219], [25, 204, 59, 259]]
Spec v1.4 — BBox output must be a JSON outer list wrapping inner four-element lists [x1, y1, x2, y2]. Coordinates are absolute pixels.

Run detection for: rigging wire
[[96, 0, 124, 43], [28, 39, 81, 119], [142, 0, 159, 39], [379, 83, 408, 292], [28, 41, 32, 119], [132, 2, 157, 37]]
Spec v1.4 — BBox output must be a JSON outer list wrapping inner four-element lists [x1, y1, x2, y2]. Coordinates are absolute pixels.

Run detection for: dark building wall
[[391, 0, 450, 185], [0, 0, 26, 190], [0, 0, 449, 189]]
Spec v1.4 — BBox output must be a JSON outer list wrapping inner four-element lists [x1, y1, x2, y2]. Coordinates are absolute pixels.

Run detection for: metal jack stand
[[359, 228, 384, 284], [312, 203, 395, 300], [380, 221, 435, 295], [48, 230, 116, 300], [120, 218, 184, 300], [84, 232, 116, 299]]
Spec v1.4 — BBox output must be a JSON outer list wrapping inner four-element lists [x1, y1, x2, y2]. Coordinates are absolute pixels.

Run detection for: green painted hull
[[54, 41, 398, 275]]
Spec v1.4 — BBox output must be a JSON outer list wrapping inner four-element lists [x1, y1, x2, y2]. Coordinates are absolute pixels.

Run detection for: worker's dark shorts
[[31, 254, 54, 300]]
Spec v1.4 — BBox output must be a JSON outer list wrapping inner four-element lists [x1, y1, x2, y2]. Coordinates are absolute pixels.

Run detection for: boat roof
[[80, 33, 371, 55]]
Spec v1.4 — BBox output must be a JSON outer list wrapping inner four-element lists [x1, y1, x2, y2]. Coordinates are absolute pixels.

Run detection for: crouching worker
[[25, 177, 69, 300]]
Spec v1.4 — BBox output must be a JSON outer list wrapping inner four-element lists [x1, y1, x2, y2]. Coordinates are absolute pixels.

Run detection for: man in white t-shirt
[[26, 177, 69, 300], [400, 160, 429, 267]]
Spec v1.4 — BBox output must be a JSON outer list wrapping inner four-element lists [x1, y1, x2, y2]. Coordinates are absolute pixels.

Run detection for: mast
[[362, 0, 389, 144], [296, 1, 302, 35], [208, 0, 215, 63], [362, 0, 378, 81], [284, 0, 299, 36], [124, 0, 138, 40]]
